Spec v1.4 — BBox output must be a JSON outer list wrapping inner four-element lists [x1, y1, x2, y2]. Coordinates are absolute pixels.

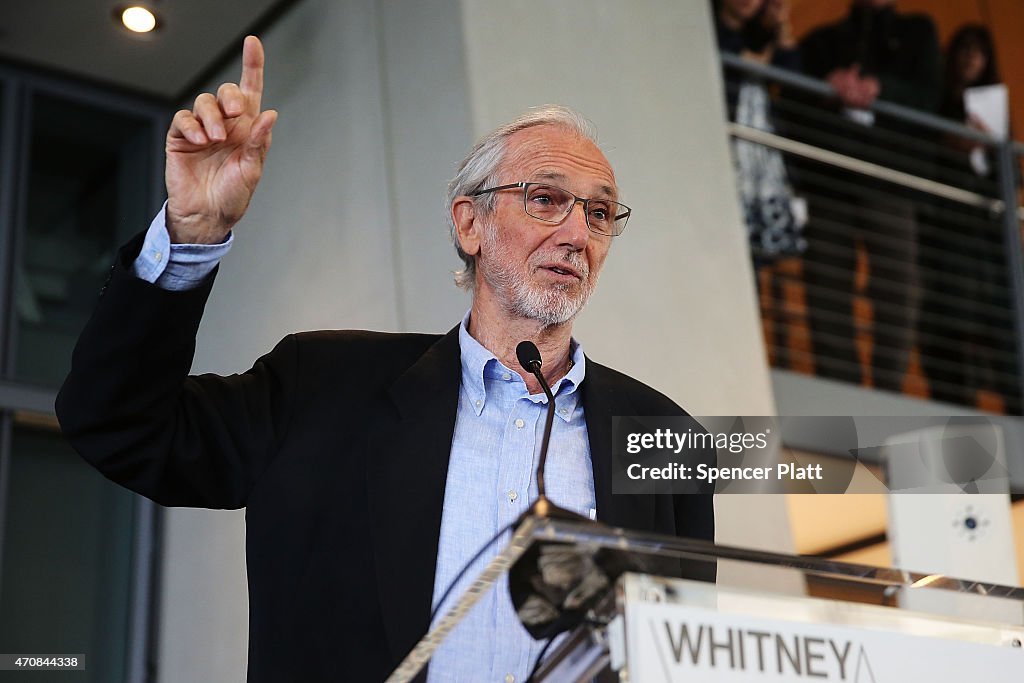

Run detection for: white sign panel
[[625, 601, 1023, 682]]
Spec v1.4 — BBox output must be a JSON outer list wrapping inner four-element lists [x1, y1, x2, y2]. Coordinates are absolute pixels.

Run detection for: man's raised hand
[[165, 36, 277, 244]]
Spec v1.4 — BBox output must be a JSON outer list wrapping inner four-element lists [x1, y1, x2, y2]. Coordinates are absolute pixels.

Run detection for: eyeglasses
[[471, 182, 631, 237]]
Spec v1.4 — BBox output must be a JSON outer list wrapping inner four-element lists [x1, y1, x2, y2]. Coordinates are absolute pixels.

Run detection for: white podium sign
[[620, 577, 1024, 682]]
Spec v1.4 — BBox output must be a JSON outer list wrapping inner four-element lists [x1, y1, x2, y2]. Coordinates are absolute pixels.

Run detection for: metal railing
[[720, 52, 1024, 413]]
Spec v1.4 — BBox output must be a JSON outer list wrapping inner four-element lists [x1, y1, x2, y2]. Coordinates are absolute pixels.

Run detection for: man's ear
[[452, 197, 482, 257]]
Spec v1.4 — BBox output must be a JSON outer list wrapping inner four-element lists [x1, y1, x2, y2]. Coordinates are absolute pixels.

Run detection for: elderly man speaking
[[57, 36, 713, 682]]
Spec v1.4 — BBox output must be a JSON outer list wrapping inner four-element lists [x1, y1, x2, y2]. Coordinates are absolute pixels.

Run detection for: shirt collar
[[458, 311, 586, 421]]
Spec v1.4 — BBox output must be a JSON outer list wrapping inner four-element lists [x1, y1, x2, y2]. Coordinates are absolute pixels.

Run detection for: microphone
[[515, 341, 584, 522], [515, 341, 542, 374]]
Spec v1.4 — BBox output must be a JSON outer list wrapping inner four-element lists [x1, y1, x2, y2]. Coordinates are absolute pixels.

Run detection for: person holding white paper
[[918, 24, 1020, 415]]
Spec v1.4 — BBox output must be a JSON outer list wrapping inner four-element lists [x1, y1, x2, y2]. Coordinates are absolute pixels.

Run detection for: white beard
[[478, 220, 599, 326]]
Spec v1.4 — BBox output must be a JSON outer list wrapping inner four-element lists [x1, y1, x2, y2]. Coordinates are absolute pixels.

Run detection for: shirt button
[[505, 675, 515, 683], [559, 407, 569, 416], [502, 372, 512, 381], [153, 251, 163, 262], [515, 418, 525, 429], [474, 400, 481, 407], [507, 490, 518, 504]]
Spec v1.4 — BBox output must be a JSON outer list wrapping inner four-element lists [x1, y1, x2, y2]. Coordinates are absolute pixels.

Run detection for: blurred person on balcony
[[715, 0, 800, 78], [918, 24, 1021, 414], [714, 0, 804, 253], [715, 0, 806, 366], [794, 0, 941, 392]]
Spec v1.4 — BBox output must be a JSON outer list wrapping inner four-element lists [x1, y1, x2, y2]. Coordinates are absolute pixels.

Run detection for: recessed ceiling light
[[120, 6, 158, 33]]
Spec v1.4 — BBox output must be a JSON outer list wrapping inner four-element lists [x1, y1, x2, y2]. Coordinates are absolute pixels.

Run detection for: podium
[[387, 515, 1024, 682]]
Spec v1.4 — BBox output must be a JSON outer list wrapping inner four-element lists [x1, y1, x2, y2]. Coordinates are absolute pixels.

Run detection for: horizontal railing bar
[[721, 52, 1024, 154], [729, 122, 1024, 218]]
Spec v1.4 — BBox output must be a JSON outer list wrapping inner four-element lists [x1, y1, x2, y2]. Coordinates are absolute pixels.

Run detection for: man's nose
[[557, 200, 590, 250]]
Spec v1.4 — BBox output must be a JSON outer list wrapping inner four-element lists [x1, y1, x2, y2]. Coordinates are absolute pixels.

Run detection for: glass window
[[0, 420, 135, 682], [14, 93, 153, 386]]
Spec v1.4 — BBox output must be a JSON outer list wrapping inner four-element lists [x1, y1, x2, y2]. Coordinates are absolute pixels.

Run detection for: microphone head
[[516, 341, 543, 373]]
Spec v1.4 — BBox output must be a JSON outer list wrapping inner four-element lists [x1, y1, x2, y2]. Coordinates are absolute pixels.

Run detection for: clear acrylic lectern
[[386, 515, 1024, 682]]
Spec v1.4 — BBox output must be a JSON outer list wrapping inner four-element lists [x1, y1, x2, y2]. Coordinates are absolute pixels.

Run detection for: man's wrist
[[133, 202, 232, 290], [166, 207, 234, 245]]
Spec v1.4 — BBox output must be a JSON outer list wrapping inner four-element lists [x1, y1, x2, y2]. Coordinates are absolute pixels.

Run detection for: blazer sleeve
[[55, 234, 299, 510]]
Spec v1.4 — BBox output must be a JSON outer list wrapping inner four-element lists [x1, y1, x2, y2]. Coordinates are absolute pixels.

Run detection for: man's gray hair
[[446, 105, 599, 290]]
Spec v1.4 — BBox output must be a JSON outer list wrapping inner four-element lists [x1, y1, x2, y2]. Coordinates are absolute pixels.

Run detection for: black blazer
[[56, 236, 714, 682]]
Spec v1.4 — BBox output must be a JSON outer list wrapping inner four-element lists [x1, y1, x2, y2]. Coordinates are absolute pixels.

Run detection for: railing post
[[996, 142, 1024, 414]]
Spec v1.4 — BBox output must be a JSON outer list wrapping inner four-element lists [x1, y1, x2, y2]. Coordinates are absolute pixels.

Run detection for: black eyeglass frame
[[470, 182, 631, 237]]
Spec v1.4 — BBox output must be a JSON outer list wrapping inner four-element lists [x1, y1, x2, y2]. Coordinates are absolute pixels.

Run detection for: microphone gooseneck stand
[[515, 341, 588, 523]]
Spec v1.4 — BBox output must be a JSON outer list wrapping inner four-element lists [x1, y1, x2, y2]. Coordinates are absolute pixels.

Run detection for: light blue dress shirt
[[134, 208, 597, 682], [133, 202, 232, 287], [428, 315, 594, 683]]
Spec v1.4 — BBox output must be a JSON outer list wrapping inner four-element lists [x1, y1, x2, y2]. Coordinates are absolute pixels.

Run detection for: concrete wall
[[156, 1, 786, 680]]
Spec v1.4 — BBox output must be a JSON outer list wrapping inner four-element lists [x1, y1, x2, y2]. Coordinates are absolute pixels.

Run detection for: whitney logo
[[657, 620, 877, 681]]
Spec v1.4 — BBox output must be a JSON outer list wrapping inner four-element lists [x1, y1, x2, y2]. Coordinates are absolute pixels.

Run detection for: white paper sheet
[[964, 83, 1009, 140]]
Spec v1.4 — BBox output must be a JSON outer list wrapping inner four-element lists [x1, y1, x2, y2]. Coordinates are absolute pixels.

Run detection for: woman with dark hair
[[940, 25, 1000, 126], [918, 24, 1020, 414]]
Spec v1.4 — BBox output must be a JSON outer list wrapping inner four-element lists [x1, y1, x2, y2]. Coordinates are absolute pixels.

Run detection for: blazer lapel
[[582, 359, 656, 532], [367, 326, 462, 666]]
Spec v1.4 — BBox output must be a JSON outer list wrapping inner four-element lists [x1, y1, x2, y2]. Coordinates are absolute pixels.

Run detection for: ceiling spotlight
[[120, 6, 158, 33]]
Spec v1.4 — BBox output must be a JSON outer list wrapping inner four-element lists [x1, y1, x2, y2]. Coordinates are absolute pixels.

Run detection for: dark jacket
[[800, 3, 941, 114], [790, 4, 943, 184], [55, 234, 715, 682]]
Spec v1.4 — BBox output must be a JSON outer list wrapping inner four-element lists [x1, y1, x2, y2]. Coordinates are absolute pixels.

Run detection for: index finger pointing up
[[240, 35, 265, 113]]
